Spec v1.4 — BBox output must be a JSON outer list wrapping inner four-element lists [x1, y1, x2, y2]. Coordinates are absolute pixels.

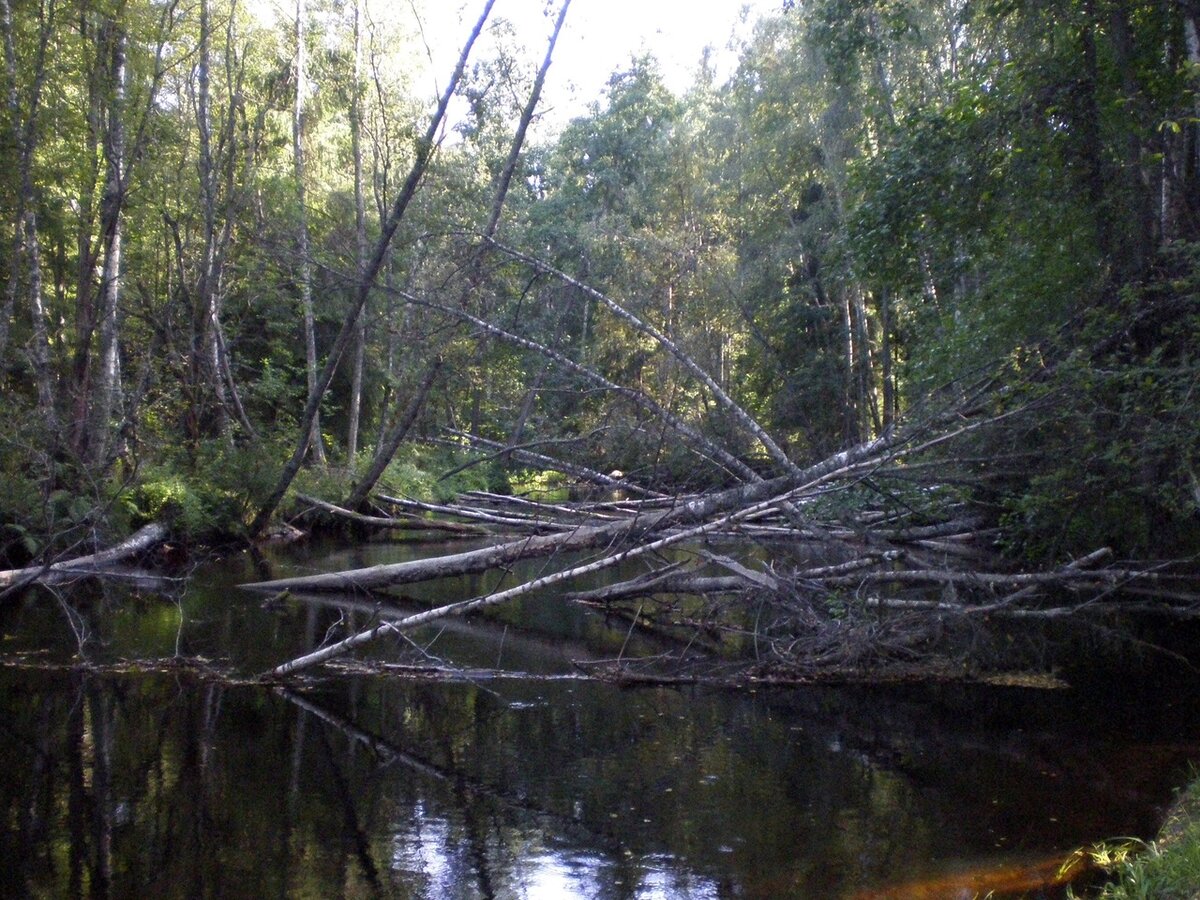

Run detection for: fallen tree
[[247, 380, 1200, 680], [294, 494, 485, 536], [243, 423, 909, 597], [0, 522, 169, 592]]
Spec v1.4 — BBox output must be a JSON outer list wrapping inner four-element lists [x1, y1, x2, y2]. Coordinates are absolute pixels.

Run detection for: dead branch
[[441, 429, 669, 498], [484, 237, 799, 475]]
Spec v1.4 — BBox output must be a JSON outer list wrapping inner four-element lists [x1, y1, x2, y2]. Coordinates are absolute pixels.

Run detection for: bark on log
[[0, 522, 169, 590]]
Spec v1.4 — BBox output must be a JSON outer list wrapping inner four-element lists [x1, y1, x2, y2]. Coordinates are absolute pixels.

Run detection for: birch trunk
[[346, 0, 367, 461], [341, 0, 573, 511], [293, 0, 325, 464], [0, 0, 19, 365], [198, 0, 230, 438], [0, 0, 57, 431], [248, 0, 498, 537], [92, 23, 127, 464]]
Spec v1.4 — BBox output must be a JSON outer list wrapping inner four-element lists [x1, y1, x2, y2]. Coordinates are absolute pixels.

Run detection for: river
[[1, 535, 1198, 897]]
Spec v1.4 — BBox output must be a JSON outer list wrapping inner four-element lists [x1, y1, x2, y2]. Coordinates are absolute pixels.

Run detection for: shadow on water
[[1, 537, 1199, 897]]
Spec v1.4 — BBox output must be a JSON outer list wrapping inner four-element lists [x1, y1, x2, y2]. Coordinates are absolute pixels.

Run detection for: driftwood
[[245, 383, 1200, 680], [295, 493, 485, 536], [264, 482, 823, 675], [375, 493, 576, 533], [0, 522, 169, 590], [245, 427, 907, 598]]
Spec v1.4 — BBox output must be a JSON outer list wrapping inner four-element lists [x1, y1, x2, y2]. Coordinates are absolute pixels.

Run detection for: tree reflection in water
[[0, 544, 1198, 897]]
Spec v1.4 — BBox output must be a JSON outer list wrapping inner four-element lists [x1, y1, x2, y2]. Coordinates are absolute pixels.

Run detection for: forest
[[6, 0, 1200, 896], [2, 0, 1200, 664]]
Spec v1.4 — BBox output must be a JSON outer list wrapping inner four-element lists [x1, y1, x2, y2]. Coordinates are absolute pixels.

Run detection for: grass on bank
[[1080, 773, 1200, 899]]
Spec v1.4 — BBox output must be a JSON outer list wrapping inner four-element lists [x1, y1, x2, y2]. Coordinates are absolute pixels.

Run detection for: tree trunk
[[23, 209, 57, 431], [0, 521, 168, 591], [248, 0, 498, 537], [880, 287, 895, 430], [841, 290, 858, 443], [1182, 3, 1200, 240], [69, 8, 103, 455], [340, 0, 573, 512], [293, 0, 325, 464], [1106, 0, 1155, 273], [346, 0, 367, 461], [1077, 4, 1114, 269], [0, 0, 20, 366], [92, 23, 127, 465], [344, 356, 442, 510], [246, 425, 905, 595], [0, 0, 57, 432], [197, 0, 230, 439]]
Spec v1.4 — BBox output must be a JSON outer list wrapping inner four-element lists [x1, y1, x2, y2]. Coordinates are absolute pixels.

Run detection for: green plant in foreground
[[1077, 776, 1200, 899]]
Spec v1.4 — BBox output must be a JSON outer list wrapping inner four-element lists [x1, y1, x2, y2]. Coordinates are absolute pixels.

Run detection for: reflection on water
[[0, 538, 1198, 898]]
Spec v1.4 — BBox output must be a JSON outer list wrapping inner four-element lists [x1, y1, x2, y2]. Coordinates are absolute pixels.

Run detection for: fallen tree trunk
[[266, 482, 820, 675], [392, 290, 762, 482], [458, 490, 636, 522], [564, 573, 747, 604], [440, 430, 669, 499], [0, 522, 169, 590], [376, 494, 577, 533], [243, 427, 907, 596], [245, 517, 651, 594], [295, 494, 485, 536], [485, 237, 799, 475]]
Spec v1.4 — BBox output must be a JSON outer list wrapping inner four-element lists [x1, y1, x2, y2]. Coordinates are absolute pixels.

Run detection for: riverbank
[[1089, 773, 1200, 898]]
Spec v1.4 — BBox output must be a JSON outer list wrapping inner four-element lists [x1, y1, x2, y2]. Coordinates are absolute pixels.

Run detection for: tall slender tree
[[292, 0, 325, 464], [345, 0, 367, 462]]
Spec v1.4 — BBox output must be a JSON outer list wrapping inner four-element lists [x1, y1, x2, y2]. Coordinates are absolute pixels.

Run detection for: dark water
[[2, 537, 1199, 898]]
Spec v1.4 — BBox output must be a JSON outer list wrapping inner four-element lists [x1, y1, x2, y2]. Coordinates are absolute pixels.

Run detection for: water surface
[[1, 537, 1198, 898]]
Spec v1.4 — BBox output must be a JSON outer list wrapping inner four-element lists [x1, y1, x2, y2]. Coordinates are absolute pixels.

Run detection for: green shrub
[[996, 244, 1200, 561]]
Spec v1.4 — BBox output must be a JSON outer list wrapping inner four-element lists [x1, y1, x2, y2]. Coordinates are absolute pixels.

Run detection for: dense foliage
[[1, 0, 1198, 561]]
